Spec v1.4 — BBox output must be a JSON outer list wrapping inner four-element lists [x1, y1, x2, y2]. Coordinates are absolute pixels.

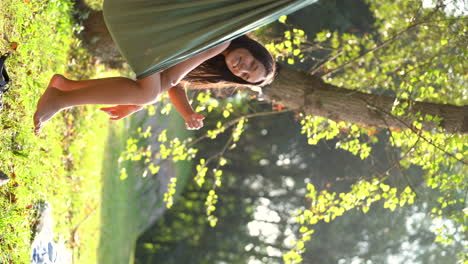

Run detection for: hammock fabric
[[103, 0, 317, 79]]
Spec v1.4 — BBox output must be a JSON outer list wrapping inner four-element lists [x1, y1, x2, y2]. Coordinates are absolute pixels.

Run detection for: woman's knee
[[136, 73, 162, 104], [138, 84, 160, 104]]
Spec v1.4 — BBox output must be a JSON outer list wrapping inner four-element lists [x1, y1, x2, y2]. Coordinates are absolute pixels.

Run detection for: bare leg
[[34, 72, 162, 134], [50, 74, 120, 91]]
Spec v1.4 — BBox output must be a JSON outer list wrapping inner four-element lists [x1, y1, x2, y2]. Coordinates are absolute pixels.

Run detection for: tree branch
[[362, 97, 467, 164], [321, 16, 467, 77], [188, 110, 290, 147]]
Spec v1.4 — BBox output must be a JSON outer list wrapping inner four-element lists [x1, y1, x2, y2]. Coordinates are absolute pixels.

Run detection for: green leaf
[[219, 158, 227, 166], [315, 30, 331, 42], [120, 168, 128, 180], [296, 29, 305, 37], [404, 186, 412, 194], [148, 163, 160, 174], [399, 199, 406, 207], [209, 219, 217, 227], [296, 241, 305, 250], [380, 183, 390, 192], [362, 206, 370, 213], [278, 15, 287, 23]]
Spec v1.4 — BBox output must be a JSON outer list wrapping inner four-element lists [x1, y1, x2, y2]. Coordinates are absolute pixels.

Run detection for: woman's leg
[[34, 72, 162, 133], [49, 74, 97, 91], [49, 74, 120, 91]]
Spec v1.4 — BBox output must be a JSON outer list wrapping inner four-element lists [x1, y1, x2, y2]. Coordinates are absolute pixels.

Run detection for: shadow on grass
[[98, 109, 194, 264], [99, 121, 139, 264]]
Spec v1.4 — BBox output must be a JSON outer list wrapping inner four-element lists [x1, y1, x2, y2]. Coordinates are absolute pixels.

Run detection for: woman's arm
[[168, 84, 205, 130], [102, 85, 204, 128], [100, 42, 230, 123], [162, 41, 231, 129], [167, 84, 193, 118], [160, 41, 231, 91]]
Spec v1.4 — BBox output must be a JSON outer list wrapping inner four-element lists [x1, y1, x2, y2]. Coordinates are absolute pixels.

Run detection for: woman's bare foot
[[33, 87, 63, 134]]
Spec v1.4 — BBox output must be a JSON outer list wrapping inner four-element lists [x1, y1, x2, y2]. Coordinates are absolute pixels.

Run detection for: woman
[[33, 0, 316, 133], [34, 36, 274, 131]]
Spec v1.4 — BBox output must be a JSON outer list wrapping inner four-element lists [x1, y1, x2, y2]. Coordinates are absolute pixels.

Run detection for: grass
[[99, 120, 139, 264], [98, 107, 194, 264], [0, 0, 111, 262], [1, 0, 195, 263]]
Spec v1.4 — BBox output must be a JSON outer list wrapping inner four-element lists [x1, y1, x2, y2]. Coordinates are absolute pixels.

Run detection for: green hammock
[[103, 0, 317, 79]]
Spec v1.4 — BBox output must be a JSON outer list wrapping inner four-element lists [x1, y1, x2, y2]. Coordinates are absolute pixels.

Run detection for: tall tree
[[77, 0, 467, 262], [135, 107, 463, 264], [77, 1, 467, 133]]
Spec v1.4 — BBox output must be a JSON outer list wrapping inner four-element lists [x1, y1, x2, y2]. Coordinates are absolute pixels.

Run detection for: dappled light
[[1, 0, 466, 263]]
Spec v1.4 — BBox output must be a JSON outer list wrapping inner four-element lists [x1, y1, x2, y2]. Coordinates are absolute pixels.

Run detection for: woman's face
[[223, 48, 266, 83]]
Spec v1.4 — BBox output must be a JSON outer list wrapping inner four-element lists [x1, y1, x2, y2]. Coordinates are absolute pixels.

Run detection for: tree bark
[[265, 67, 467, 134], [79, 10, 467, 134], [77, 4, 124, 67]]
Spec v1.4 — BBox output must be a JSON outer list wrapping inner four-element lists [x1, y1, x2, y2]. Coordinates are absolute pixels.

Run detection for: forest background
[[0, 0, 466, 263]]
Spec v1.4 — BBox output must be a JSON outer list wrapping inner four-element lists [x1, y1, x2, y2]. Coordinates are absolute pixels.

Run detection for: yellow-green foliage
[[263, 15, 307, 65], [285, 181, 416, 264], [270, 2, 467, 263]]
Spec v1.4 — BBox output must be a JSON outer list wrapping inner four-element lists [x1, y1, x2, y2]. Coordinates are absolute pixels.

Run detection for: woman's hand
[[100, 105, 142, 120], [184, 113, 205, 130]]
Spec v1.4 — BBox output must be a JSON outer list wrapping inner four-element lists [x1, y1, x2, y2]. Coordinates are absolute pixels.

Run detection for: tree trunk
[[265, 67, 467, 134], [78, 5, 124, 68], [80, 10, 467, 134]]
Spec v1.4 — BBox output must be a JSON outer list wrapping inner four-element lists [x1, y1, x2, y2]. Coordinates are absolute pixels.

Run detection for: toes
[[33, 110, 45, 135], [33, 113, 40, 128], [34, 123, 42, 136]]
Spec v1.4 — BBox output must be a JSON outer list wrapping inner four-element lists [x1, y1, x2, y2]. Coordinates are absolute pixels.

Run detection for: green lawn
[[99, 120, 139, 264], [99, 110, 194, 264], [1, 0, 194, 263], [0, 0, 109, 262]]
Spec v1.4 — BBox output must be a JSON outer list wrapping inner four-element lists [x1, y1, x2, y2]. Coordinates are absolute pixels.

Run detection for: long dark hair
[[184, 35, 276, 88]]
